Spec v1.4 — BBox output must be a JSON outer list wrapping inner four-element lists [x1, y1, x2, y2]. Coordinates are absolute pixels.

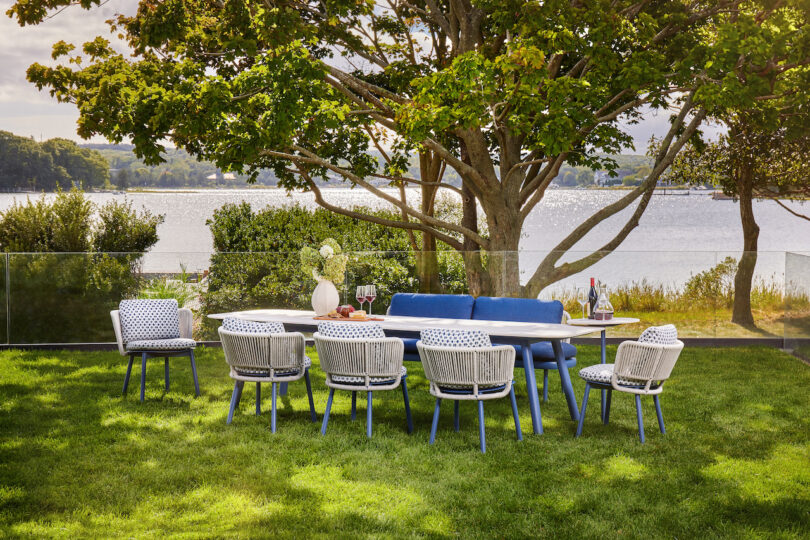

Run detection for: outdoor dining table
[[208, 308, 602, 435], [568, 317, 641, 422]]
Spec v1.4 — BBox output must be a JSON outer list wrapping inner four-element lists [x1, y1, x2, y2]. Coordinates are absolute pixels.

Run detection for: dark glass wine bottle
[[588, 278, 598, 319]]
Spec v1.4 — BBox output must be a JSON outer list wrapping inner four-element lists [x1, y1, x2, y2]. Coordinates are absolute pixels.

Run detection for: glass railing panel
[[530, 250, 721, 338], [785, 252, 810, 354], [0, 253, 7, 344]]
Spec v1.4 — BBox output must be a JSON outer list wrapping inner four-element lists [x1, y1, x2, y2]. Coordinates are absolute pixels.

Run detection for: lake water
[[2, 188, 809, 292]]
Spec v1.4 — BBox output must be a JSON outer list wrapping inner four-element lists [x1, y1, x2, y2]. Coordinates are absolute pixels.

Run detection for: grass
[[1, 346, 808, 538]]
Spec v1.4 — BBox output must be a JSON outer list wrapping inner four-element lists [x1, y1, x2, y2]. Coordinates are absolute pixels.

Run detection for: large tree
[[9, 0, 808, 296]]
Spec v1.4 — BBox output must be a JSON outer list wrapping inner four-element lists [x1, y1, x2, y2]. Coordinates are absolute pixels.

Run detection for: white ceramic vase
[[311, 279, 340, 316]]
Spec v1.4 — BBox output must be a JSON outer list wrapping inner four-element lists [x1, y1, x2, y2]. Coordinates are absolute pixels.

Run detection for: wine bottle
[[588, 278, 598, 319]]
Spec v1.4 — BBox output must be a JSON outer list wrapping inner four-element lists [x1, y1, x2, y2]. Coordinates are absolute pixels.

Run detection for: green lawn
[[0, 346, 808, 538]]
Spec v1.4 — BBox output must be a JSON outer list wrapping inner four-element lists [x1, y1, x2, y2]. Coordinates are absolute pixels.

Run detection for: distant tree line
[[90, 144, 279, 189], [0, 131, 109, 191]]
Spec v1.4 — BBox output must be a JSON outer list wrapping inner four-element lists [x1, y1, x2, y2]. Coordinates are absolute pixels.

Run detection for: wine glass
[[576, 287, 588, 319], [365, 284, 377, 315], [355, 285, 366, 311]]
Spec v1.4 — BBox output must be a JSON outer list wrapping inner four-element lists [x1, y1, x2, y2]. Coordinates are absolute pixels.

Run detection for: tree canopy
[[10, 0, 810, 296]]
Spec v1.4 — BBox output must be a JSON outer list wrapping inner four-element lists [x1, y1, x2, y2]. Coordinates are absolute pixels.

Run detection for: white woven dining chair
[[219, 318, 317, 432], [575, 324, 684, 443], [111, 299, 198, 402], [313, 321, 413, 438], [417, 328, 522, 453]]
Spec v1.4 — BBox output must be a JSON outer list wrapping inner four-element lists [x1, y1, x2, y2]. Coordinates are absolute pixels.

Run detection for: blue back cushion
[[388, 293, 474, 319], [472, 297, 563, 324]]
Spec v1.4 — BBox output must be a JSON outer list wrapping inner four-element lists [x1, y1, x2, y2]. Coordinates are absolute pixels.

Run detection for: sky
[[0, 1, 719, 154]]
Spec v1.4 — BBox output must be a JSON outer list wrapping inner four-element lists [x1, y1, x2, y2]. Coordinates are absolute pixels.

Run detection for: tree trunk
[[731, 166, 759, 327], [484, 204, 522, 297], [460, 182, 491, 296], [416, 151, 442, 293]]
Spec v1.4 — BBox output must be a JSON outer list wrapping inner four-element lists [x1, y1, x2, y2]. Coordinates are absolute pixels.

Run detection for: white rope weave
[[313, 332, 405, 391], [219, 328, 309, 383]]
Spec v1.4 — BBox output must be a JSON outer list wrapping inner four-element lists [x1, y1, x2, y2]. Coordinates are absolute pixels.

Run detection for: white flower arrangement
[[300, 238, 348, 284]]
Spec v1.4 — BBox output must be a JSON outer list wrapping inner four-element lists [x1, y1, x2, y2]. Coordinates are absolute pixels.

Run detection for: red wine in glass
[[365, 285, 377, 315], [355, 285, 366, 310]]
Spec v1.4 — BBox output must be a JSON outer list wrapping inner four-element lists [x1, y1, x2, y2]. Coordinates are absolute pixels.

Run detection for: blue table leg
[[600, 329, 607, 422], [521, 340, 543, 434], [551, 339, 579, 421]]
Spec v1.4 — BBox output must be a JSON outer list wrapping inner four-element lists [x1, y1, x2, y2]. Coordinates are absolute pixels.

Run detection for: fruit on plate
[[338, 305, 355, 318], [349, 310, 367, 319]]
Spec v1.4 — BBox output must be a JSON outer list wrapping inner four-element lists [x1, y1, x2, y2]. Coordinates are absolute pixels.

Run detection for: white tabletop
[[208, 309, 601, 340], [567, 317, 640, 328]]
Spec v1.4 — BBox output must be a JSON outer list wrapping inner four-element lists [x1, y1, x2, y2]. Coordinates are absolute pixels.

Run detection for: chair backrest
[[219, 319, 305, 375], [417, 328, 514, 391], [118, 299, 180, 344], [614, 325, 683, 389], [314, 323, 403, 385], [471, 297, 563, 324], [388, 293, 475, 319]]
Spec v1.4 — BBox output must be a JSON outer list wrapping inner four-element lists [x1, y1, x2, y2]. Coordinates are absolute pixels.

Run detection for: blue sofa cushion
[[388, 293, 475, 319], [472, 296, 564, 324]]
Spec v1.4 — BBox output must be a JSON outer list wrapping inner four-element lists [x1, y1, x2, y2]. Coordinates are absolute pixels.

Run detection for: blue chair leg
[[366, 391, 373, 438], [255, 382, 261, 415], [271, 382, 278, 433], [509, 385, 523, 441], [140, 353, 147, 402], [279, 382, 288, 396], [351, 391, 357, 421], [321, 388, 335, 435], [635, 394, 645, 443], [189, 350, 200, 397], [164, 357, 170, 392], [227, 381, 240, 424], [542, 369, 549, 403], [401, 376, 413, 434], [654, 395, 665, 434], [304, 369, 317, 422], [453, 401, 460, 432], [604, 389, 612, 424], [477, 400, 486, 454], [429, 398, 441, 444], [235, 380, 244, 406], [122, 355, 134, 394], [575, 383, 591, 437]]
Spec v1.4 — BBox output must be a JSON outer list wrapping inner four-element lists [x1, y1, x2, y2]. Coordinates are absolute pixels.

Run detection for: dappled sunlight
[[701, 445, 810, 503]]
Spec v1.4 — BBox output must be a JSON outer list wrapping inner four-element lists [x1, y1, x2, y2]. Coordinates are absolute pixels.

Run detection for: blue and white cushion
[[119, 299, 180, 344], [578, 363, 642, 386], [332, 366, 407, 385], [638, 324, 678, 345], [420, 328, 491, 348], [126, 338, 196, 351], [317, 321, 385, 339], [222, 317, 285, 334]]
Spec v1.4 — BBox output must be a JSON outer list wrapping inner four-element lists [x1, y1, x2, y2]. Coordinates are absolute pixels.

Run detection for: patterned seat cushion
[[119, 299, 180, 343], [332, 365, 407, 385], [420, 328, 491, 348], [235, 356, 312, 377], [578, 363, 645, 387], [222, 318, 285, 334], [126, 338, 196, 351], [638, 324, 678, 344], [317, 321, 385, 339]]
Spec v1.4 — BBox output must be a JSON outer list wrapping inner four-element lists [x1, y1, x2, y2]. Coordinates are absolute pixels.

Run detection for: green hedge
[[201, 203, 467, 338]]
